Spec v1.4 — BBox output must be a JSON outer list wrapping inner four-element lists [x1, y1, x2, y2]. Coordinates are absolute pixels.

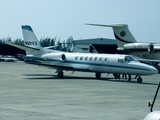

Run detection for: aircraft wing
[[27, 61, 92, 72], [34, 62, 74, 70], [134, 57, 160, 64], [26, 61, 74, 70]]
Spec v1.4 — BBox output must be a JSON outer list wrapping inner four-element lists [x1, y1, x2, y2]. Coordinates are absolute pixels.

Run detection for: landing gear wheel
[[128, 74, 131, 82], [137, 77, 142, 83], [57, 71, 63, 78], [95, 72, 101, 79]]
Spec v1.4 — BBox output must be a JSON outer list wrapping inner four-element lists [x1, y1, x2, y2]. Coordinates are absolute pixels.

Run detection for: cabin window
[[75, 56, 78, 60], [99, 57, 103, 61], [104, 57, 108, 61], [80, 56, 83, 60], [85, 56, 88, 60], [94, 57, 98, 61], [89, 57, 93, 61]]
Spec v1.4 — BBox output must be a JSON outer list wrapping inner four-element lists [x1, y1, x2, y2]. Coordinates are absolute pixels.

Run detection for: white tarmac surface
[[0, 62, 160, 120]]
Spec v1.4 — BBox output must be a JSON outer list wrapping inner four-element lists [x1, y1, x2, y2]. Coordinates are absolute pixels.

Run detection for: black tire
[[57, 71, 63, 78], [95, 72, 101, 79], [137, 77, 142, 83]]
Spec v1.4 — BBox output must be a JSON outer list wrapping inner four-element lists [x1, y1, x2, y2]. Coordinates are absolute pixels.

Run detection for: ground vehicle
[[1, 56, 19, 62], [15, 54, 25, 61]]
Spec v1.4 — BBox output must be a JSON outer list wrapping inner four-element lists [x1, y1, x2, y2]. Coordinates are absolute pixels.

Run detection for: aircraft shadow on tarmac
[[23, 74, 158, 85]]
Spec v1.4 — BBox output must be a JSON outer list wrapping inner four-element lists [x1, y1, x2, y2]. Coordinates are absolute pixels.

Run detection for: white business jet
[[86, 23, 160, 71], [7, 25, 158, 83]]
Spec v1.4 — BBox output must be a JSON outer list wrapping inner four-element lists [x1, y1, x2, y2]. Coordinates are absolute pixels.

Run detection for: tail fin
[[22, 25, 45, 55], [86, 23, 137, 48]]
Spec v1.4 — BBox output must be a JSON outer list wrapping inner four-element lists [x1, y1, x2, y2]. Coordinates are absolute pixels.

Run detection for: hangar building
[[73, 38, 121, 54]]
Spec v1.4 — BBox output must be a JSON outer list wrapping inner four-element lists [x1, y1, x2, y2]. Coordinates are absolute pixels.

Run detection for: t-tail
[[22, 25, 45, 55], [86, 23, 137, 49]]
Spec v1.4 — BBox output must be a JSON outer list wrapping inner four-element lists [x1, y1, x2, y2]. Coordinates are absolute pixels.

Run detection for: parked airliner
[[86, 23, 160, 65], [7, 25, 158, 83]]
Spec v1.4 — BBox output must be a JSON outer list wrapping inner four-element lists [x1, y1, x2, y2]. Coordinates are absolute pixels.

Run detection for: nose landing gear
[[137, 76, 142, 83]]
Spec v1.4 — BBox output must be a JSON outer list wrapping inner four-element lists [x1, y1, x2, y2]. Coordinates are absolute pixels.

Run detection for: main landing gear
[[57, 71, 63, 78], [95, 72, 101, 79]]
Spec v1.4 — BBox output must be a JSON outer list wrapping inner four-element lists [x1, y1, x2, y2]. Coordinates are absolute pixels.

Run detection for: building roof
[[73, 38, 116, 45]]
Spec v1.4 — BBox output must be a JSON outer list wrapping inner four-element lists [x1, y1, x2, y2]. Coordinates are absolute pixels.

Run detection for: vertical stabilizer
[[21, 25, 45, 55], [86, 23, 137, 48]]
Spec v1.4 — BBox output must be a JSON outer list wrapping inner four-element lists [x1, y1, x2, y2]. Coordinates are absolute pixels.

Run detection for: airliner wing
[[134, 57, 160, 64], [138, 59, 160, 63], [27, 62, 91, 72], [34, 62, 74, 70]]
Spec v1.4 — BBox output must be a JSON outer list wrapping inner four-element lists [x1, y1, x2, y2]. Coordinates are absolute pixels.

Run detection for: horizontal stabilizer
[[6, 42, 40, 51], [86, 23, 128, 28]]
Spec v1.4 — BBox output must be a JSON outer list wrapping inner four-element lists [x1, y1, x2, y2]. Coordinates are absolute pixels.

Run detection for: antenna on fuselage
[[148, 82, 160, 112]]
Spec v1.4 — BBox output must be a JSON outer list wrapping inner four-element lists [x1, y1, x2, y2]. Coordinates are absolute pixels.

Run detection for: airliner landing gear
[[95, 72, 101, 79], [57, 71, 63, 78], [137, 76, 142, 83]]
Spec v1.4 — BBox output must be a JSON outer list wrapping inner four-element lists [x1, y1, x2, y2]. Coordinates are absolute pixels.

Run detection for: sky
[[0, 0, 160, 42]]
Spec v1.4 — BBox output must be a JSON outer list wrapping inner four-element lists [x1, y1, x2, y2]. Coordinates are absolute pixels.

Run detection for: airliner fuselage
[[25, 53, 157, 77]]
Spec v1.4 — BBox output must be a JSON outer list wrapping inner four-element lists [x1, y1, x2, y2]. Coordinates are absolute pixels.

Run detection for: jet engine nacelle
[[123, 43, 154, 53], [42, 53, 66, 61]]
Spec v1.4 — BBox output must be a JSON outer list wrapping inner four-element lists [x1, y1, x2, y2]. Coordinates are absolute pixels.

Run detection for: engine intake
[[148, 44, 154, 53], [42, 53, 66, 61]]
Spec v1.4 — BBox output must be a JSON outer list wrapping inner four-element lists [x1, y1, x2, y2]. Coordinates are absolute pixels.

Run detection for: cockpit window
[[118, 56, 137, 63], [124, 56, 137, 63]]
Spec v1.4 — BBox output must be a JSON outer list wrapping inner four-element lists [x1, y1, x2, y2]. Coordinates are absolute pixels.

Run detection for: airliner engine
[[123, 43, 154, 53], [42, 53, 66, 61]]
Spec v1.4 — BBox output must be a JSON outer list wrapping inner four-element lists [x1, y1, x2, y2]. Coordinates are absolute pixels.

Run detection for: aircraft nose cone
[[142, 63, 158, 75], [150, 67, 158, 74]]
